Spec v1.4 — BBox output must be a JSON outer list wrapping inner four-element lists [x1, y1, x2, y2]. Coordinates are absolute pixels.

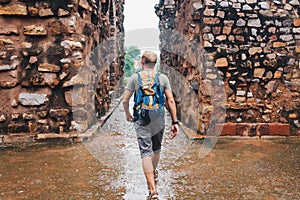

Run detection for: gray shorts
[[134, 110, 165, 158]]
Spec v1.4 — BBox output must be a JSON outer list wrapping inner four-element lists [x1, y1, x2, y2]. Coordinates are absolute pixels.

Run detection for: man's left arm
[[122, 89, 134, 122]]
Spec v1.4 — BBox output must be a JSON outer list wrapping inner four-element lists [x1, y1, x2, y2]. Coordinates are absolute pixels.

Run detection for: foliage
[[125, 46, 141, 60], [124, 54, 135, 77]]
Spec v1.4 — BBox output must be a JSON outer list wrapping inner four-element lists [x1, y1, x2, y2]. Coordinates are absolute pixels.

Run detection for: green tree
[[124, 54, 135, 77], [126, 46, 141, 59]]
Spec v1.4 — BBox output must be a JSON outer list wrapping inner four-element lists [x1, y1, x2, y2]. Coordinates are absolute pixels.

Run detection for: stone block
[[24, 25, 47, 36], [0, 26, 18, 35], [273, 42, 286, 48], [49, 109, 70, 118], [39, 8, 54, 17], [19, 93, 48, 106], [0, 3, 27, 15], [215, 123, 236, 136], [215, 57, 228, 67], [269, 123, 290, 136], [38, 63, 61, 72]]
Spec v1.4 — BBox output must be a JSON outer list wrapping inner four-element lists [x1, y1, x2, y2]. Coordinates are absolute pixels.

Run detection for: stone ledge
[[181, 123, 295, 140]]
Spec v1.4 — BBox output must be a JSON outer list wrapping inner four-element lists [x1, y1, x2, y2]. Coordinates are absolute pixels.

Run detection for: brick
[[237, 123, 256, 136], [269, 123, 290, 136], [256, 123, 269, 136], [215, 123, 237, 136]]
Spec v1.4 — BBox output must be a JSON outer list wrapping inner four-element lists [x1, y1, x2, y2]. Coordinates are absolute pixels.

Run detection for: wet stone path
[[0, 100, 299, 199]]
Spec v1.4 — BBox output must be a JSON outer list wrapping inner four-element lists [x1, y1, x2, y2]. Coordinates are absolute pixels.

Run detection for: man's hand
[[122, 90, 134, 122], [170, 124, 179, 139], [126, 113, 133, 122]]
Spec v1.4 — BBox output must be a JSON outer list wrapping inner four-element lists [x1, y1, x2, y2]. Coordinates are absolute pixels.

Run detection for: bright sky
[[124, 0, 159, 31], [124, 0, 160, 52]]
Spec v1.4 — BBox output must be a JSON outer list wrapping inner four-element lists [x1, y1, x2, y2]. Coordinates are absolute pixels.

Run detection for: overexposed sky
[[123, 0, 160, 52], [124, 0, 159, 31]]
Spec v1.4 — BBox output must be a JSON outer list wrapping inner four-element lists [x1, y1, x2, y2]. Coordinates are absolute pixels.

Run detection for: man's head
[[141, 51, 157, 68]]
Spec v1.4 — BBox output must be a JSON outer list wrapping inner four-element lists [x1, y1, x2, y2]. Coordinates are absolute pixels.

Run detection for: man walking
[[122, 51, 179, 200]]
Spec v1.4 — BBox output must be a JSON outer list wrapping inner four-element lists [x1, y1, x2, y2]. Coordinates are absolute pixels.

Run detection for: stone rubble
[[156, 0, 300, 135]]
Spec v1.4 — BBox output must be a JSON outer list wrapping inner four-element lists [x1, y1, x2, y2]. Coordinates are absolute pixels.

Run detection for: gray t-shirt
[[125, 70, 171, 92]]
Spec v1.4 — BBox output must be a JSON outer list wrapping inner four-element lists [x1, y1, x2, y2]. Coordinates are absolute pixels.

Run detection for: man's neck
[[143, 66, 154, 70]]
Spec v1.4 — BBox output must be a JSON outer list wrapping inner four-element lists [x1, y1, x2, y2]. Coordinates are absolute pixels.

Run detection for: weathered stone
[[203, 17, 220, 25], [206, 73, 218, 80], [242, 4, 252, 11], [0, 26, 18, 35], [235, 96, 246, 103], [236, 19, 246, 26], [289, 113, 297, 119], [249, 47, 262, 55], [38, 63, 61, 72], [273, 42, 286, 48], [290, 0, 300, 6], [204, 8, 214, 16], [0, 3, 27, 15], [204, 0, 216, 6], [58, 8, 70, 17], [23, 113, 34, 120], [49, 109, 70, 118], [42, 73, 59, 88], [193, 2, 203, 10], [11, 113, 20, 120], [0, 61, 19, 71], [259, 10, 273, 17], [24, 25, 47, 36], [0, 80, 17, 88], [254, 68, 265, 78], [216, 11, 225, 18], [258, 2, 270, 9], [223, 26, 231, 35], [0, 38, 13, 45], [220, 1, 232, 7], [0, 114, 6, 122], [79, 0, 91, 10], [28, 6, 38, 16], [291, 79, 300, 92], [39, 8, 54, 17], [236, 90, 246, 96], [19, 93, 48, 106], [11, 99, 17, 107], [215, 57, 228, 67], [61, 40, 83, 50], [62, 74, 89, 87], [21, 42, 32, 49], [248, 19, 261, 27], [293, 28, 300, 33], [274, 71, 282, 79], [29, 56, 38, 64]]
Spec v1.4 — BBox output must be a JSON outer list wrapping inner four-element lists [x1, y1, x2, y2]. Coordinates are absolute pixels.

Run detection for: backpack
[[132, 71, 164, 122]]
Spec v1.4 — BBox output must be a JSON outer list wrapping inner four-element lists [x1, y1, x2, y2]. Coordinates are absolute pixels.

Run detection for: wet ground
[[0, 101, 299, 200]]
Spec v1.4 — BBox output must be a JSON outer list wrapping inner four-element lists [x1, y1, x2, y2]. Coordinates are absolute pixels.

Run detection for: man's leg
[[142, 156, 156, 193], [152, 152, 160, 171]]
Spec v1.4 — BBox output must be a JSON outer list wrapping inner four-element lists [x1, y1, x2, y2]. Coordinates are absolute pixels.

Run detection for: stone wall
[[156, 0, 300, 136], [0, 0, 124, 142]]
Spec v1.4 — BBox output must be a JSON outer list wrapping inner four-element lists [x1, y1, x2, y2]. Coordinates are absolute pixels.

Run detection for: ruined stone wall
[[156, 0, 300, 136], [0, 0, 124, 142]]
